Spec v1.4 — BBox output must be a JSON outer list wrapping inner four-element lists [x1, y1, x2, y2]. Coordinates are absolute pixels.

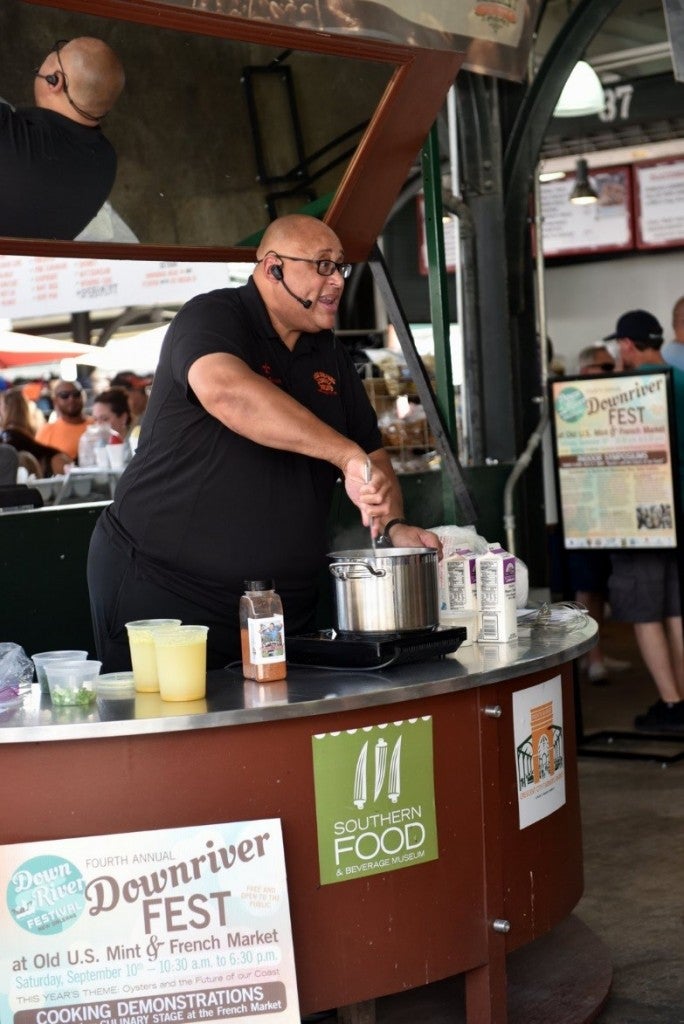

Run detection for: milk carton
[[475, 545, 518, 643], [438, 548, 478, 644]]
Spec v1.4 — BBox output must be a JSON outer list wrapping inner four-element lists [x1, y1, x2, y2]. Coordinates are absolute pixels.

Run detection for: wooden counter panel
[[497, 665, 584, 951], [1, 690, 489, 1013]]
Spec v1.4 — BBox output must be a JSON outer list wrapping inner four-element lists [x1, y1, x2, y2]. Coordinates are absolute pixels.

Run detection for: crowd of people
[[0, 371, 151, 479]]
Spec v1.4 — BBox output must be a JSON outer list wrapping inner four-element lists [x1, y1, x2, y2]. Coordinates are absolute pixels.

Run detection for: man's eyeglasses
[[271, 254, 353, 279], [56, 390, 83, 400], [34, 40, 101, 122]]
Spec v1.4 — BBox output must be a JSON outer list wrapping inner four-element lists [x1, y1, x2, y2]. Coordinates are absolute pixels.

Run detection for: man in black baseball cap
[[604, 309, 664, 347], [601, 306, 684, 733]]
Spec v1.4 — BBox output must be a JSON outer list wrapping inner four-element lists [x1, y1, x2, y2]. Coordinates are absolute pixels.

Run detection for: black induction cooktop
[[286, 627, 466, 670]]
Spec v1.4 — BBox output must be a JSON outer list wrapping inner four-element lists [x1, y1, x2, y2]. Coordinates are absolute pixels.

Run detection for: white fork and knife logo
[[353, 736, 403, 809]]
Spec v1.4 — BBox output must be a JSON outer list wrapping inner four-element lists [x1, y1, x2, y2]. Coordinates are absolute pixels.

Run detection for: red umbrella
[[0, 331, 108, 369]]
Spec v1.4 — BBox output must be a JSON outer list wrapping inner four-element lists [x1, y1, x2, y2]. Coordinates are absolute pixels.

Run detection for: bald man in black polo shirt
[[88, 214, 440, 670], [0, 37, 125, 239]]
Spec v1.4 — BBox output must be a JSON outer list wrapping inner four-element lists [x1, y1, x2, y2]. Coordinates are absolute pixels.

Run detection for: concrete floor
[[305, 618, 684, 1024], [572, 617, 684, 1024]]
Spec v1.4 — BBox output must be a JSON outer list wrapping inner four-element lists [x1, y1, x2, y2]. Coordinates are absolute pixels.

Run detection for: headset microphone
[[270, 264, 312, 309], [36, 71, 60, 86]]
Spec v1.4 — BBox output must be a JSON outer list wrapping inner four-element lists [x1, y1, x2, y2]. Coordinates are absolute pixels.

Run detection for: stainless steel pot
[[328, 548, 439, 634]]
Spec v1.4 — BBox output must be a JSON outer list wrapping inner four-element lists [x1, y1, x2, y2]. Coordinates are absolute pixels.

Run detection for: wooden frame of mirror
[[14, 0, 463, 262]]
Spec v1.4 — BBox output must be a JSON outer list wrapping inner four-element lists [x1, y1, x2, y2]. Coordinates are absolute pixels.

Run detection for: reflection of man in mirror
[[0, 37, 125, 240]]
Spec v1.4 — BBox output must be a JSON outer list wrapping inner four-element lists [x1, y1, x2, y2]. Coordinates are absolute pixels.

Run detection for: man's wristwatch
[[382, 517, 407, 544]]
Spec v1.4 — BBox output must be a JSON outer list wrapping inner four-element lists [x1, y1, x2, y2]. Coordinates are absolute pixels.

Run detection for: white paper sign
[[1, 819, 300, 1024], [0, 256, 253, 321], [540, 167, 632, 257], [635, 159, 684, 248], [512, 676, 566, 830]]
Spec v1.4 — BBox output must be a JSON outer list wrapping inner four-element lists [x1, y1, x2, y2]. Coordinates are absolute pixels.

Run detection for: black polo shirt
[[110, 278, 381, 623], [0, 104, 117, 239]]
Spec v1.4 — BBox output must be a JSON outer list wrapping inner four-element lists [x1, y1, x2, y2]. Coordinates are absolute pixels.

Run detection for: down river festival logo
[[7, 855, 86, 936], [311, 718, 438, 885]]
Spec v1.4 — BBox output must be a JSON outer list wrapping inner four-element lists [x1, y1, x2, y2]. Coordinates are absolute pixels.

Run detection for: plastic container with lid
[[239, 580, 287, 682], [78, 424, 110, 467]]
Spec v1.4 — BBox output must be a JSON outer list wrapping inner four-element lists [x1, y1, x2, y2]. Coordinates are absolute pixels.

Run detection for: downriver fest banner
[[153, 0, 542, 80], [0, 820, 301, 1024], [551, 371, 679, 550]]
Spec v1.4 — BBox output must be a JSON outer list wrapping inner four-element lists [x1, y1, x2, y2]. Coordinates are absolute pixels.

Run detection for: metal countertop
[[0, 619, 597, 744]]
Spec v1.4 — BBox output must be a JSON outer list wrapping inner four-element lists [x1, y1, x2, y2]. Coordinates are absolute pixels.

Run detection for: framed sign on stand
[[549, 369, 684, 763]]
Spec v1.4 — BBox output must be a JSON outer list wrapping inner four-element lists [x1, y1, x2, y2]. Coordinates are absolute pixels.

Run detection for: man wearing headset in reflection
[[87, 214, 441, 672], [0, 37, 125, 239]]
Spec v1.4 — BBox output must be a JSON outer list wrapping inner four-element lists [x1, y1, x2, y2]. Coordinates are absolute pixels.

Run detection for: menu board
[[550, 371, 679, 549], [539, 165, 633, 257], [0, 256, 250, 322], [1, 819, 301, 1024], [634, 157, 684, 249]]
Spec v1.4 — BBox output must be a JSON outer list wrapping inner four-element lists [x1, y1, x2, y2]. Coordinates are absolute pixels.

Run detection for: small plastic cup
[[95, 672, 136, 721], [154, 625, 208, 702], [125, 619, 182, 692], [32, 650, 88, 693], [45, 660, 102, 707]]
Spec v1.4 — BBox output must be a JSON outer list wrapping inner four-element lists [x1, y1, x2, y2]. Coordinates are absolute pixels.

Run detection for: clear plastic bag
[[516, 601, 589, 635], [0, 643, 34, 704]]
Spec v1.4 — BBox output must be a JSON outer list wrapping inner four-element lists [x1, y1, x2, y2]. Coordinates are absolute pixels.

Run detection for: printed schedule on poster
[[551, 370, 678, 549], [0, 819, 301, 1024]]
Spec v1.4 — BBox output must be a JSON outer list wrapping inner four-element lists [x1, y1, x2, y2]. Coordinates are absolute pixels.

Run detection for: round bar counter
[[0, 619, 610, 1024]]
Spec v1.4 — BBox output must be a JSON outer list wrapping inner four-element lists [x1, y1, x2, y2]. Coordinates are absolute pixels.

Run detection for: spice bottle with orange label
[[239, 580, 287, 681]]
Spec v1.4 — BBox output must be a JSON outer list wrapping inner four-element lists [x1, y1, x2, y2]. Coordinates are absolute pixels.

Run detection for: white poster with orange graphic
[[512, 676, 566, 830]]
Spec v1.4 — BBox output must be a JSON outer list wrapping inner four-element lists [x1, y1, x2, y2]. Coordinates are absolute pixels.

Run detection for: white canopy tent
[[100, 323, 168, 374], [0, 325, 168, 381]]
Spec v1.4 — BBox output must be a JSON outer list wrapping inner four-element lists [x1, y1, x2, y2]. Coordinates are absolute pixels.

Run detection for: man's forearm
[[191, 354, 364, 471]]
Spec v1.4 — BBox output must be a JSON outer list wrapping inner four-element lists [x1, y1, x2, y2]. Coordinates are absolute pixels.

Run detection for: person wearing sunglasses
[[35, 381, 91, 461], [577, 343, 616, 376], [88, 213, 441, 673], [0, 37, 125, 240]]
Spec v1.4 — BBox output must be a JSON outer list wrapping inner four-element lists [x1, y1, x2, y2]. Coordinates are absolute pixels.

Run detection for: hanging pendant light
[[569, 159, 598, 205], [553, 60, 605, 118]]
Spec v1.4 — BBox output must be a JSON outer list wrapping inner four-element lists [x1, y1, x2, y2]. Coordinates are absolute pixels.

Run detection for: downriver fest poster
[[152, 0, 542, 81], [0, 820, 301, 1024], [551, 371, 679, 550]]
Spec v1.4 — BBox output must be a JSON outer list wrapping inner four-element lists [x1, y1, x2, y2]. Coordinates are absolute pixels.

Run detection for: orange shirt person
[[36, 380, 90, 460]]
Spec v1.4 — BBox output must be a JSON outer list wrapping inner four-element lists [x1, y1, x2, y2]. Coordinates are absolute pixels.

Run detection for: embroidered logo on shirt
[[313, 371, 337, 395], [260, 362, 283, 387]]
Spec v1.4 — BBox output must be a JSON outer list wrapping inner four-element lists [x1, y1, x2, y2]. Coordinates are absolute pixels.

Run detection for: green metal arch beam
[[503, 0, 622, 303]]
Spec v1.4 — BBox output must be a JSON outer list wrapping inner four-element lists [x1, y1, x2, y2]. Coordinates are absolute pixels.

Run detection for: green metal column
[[421, 122, 458, 523]]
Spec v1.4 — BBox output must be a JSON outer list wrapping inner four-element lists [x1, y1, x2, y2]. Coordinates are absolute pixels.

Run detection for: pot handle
[[329, 561, 386, 580]]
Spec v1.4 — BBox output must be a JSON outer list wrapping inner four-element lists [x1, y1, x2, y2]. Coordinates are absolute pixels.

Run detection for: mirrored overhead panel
[[7, 0, 467, 260]]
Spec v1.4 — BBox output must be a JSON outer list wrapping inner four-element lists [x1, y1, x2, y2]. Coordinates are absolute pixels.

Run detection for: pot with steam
[[328, 547, 439, 634]]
